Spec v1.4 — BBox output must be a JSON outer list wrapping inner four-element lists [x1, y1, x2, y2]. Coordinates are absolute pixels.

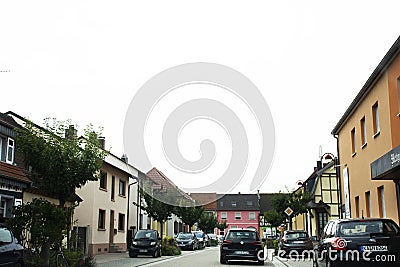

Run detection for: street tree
[[174, 203, 204, 230], [197, 212, 218, 233], [15, 118, 107, 207], [217, 220, 227, 233], [134, 189, 174, 238]]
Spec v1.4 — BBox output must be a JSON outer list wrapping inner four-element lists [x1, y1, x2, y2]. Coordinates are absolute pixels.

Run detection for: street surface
[[95, 247, 313, 267]]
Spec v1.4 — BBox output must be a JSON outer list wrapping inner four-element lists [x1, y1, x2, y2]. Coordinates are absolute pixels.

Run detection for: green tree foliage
[[174, 203, 204, 230], [134, 189, 174, 238], [197, 212, 218, 233], [7, 199, 71, 267], [263, 210, 286, 228], [15, 118, 107, 207], [216, 220, 227, 232]]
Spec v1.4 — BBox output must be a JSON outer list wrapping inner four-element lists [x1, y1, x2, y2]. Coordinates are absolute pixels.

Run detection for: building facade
[[216, 194, 260, 236], [73, 149, 138, 256], [0, 113, 31, 222], [332, 35, 400, 224]]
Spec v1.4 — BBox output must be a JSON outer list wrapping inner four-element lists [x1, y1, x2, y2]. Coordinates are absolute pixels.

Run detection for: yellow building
[[332, 36, 400, 224], [292, 155, 341, 237]]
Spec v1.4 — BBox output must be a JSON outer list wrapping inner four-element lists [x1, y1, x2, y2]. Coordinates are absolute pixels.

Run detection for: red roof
[[190, 193, 217, 210], [0, 161, 31, 183]]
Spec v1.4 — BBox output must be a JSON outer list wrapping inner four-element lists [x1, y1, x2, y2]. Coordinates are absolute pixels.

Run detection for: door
[[110, 210, 114, 244]]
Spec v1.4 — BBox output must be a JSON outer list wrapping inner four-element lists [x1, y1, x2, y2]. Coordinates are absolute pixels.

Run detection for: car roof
[[331, 218, 396, 224], [228, 228, 257, 232]]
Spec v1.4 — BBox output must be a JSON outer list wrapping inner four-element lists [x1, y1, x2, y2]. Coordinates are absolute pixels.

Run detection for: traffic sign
[[284, 207, 293, 216]]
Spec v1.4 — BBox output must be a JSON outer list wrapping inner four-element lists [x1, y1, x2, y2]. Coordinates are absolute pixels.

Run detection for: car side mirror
[[310, 236, 318, 242]]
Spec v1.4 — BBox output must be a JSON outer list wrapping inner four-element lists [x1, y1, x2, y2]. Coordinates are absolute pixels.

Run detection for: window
[[247, 201, 253, 207], [378, 186, 386, 218], [221, 212, 227, 220], [119, 179, 126, 196], [220, 201, 224, 207], [372, 102, 380, 136], [0, 138, 3, 161], [118, 213, 125, 231], [231, 201, 237, 207], [234, 212, 241, 220], [99, 171, 107, 190], [360, 116, 367, 146], [111, 175, 115, 200], [98, 209, 106, 229], [351, 128, 356, 155], [365, 191, 371, 217], [397, 77, 400, 114], [0, 200, 6, 218], [6, 138, 14, 164], [249, 212, 256, 220], [355, 196, 360, 218]]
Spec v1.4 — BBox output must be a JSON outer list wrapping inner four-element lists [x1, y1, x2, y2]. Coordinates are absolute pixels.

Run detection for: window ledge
[[373, 131, 380, 139], [98, 228, 106, 231], [361, 143, 367, 149], [351, 152, 357, 158], [99, 188, 107, 192], [118, 194, 127, 198]]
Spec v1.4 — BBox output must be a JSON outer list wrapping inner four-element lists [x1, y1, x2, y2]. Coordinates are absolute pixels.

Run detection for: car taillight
[[251, 241, 262, 245], [223, 240, 232, 244], [331, 237, 347, 250]]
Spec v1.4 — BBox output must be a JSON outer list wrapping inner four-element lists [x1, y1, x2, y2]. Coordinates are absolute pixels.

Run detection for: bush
[[210, 239, 218, 246], [161, 236, 181, 256], [273, 239, 279, 255], [49, 249, 96, 267]]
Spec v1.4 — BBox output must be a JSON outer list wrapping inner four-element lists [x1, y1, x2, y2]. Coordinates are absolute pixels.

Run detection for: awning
[[371, 145, 400, 180]]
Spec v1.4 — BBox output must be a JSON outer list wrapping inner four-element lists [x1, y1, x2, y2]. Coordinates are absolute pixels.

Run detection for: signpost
[[284, 207, 293, 230]]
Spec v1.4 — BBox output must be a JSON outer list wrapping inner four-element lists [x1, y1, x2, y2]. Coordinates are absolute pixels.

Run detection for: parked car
[[0, 226, 24, 267], [278, 230, 313, 257], [192, 231, 206, 249], [313, 218, 400, 266], [220, 228, 265, 265], [176, 232, 199, 250], [129, 229, 162, 258], [207, 233, 218, 246]]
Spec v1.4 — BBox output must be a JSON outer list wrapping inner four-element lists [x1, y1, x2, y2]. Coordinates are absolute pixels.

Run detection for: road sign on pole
[[284, 207, 293, 230]]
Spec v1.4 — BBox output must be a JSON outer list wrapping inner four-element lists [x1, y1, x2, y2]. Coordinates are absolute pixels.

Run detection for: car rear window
[[0, 228, 12, 243], [285, 232, 308, 239], [339, 221, 387, 236], [177, 233, 193, 239], [226, 231, 257, 241]]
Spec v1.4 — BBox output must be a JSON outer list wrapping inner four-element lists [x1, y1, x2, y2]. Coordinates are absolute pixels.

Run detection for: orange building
[[332, 36, 400, 224]]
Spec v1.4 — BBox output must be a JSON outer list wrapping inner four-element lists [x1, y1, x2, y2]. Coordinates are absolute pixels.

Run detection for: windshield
[[135, 231, 157, 239], [226, 231, 257, 241], [286, 232, 308, 239], [194, 232, 203, 238], [339, 221, 386, 236], [177, 233, 193, 239], [0, 228, 13, 244]]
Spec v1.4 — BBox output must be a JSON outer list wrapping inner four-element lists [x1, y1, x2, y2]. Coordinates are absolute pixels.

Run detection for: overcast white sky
[[1, 1, 399, 194]]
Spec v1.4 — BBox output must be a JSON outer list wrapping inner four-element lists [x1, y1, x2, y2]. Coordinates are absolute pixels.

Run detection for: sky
[[1, 1, 399, 194]]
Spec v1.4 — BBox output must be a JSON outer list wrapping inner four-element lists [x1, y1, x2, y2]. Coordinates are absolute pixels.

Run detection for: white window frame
[[249, 212, 256, 220], [6, 137, 14, 164], [221, 212, 227, 220], [234, 212, 241, 220], [0, 138, 3, 160]]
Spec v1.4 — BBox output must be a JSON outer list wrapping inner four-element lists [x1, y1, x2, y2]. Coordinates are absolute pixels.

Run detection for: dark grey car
[[279, 230, 313, 257], [313, 218, 400, 267], [129, 229, 162, 258], [0, 226, 24, 267]]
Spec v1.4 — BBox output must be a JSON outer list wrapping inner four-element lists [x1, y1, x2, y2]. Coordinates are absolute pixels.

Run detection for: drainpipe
[[334, 134, 343, 219]]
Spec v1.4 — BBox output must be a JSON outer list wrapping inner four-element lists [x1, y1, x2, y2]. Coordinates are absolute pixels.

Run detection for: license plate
[[293, 241, 304, 244], [235, 251, 249, 255], [139, 249, 148, 253], [360, 245, 388, 252]]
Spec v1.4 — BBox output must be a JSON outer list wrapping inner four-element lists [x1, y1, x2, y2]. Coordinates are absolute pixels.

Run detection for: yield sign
[[284, 207, 293, 216]]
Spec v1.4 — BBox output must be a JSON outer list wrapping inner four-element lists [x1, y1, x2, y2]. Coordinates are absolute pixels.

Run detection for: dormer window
[[6, 138, 14, 164], [231, 201, 237, 207], [247, 201, 253, 207]]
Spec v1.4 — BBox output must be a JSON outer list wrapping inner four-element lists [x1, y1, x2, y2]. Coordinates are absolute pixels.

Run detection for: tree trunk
[[41, 242, 51, 267], [160, 221, 164, 238]]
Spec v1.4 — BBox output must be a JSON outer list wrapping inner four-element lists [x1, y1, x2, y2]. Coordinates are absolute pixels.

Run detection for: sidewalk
[[94, 252, 177, 267]]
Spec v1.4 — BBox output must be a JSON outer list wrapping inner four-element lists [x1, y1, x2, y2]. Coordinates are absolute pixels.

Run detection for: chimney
[[316, 160, 322, 170], [98, 137, 105, 149], [121, 154, 128, 163], [65, 125, 77, 139]]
